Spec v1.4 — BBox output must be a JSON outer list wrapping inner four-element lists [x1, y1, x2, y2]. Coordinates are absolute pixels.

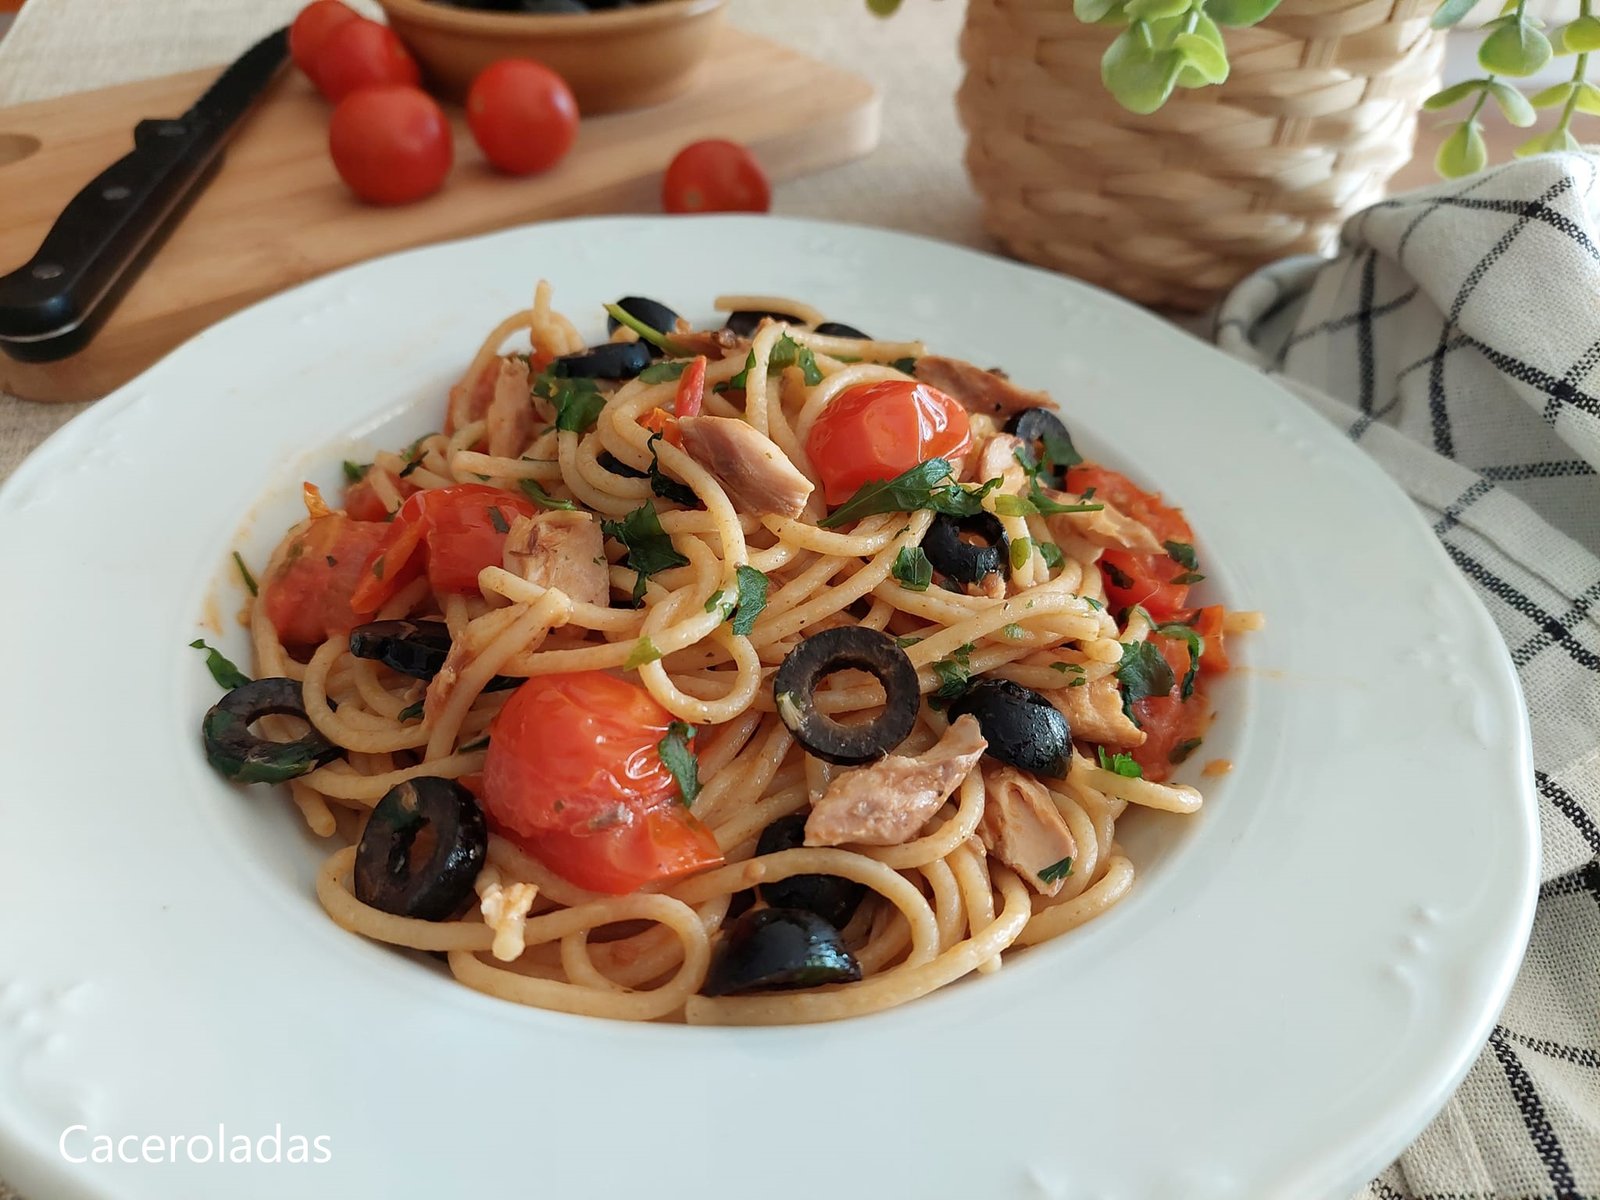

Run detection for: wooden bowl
[[374, 0, 727, 114]]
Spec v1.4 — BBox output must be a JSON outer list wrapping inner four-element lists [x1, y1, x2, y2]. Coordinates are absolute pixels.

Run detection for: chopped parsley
[[601, 503, 689, 602], [728, 334, 823, 389], [637, 359, 689, 384], [342, 460, 369, 483], [991, 494, 1035, 518], [895, 634, 924, 649], [398, 700, 426, 722], [1037, 856, 1074, 885], [704, 589, 726, 614], [1172, 571, 1207, 585], [624, 636, 662, 669], [486, 506, 510, 535], [603, 303, 689, 356], [1170, 737, 1203, 765], [930, 642, 976, 702], [518, 478, 578, 511], [729, 565, 769, 636], [232, 552, 258, 597], [1103, 561, 1136, 590], [646, 433, 699, 508], [819, 459, 1003, 529], [1097, 745, 1144, 778], [534, 366, 607, 434], [1115, 640, 1175, 724], [1164, 540, 1198, 570], [892, 546, 934, 591], [1010, 537, 1033, 572], [890, 356, 918, 374], [1153, 621, 1204, 699], [658, 721, 700, 806], [1038, 541, 1065, 569], [1001, 623, 1024, 639], [459, 735, 490, 753], [1050, 661, 1084, 676], [189, 639, 250, 690]]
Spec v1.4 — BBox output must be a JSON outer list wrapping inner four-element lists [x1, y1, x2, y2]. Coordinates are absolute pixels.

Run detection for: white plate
[[0, 217, 1537, 1200]]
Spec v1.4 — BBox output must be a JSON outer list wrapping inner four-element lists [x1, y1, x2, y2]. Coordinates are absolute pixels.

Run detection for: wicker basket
[[958, 0, 1446, 309]]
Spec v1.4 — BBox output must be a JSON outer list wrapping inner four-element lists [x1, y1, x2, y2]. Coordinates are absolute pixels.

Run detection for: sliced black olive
[[813, 321, 871, 339], [555, 341, 652, 380], [605, 297, 680, 356], [348, 620, 520, 692], [202, 678, 342, 784], [701, 908, 862, 996], [354, 777, 487, 921], [755, 814, 865, 930], [724, 309, 803, 338], [946, 678, 1070, 779], [596, 450, 648, 480], [922, 512, 1009, 586], [1005, 407, 1076, 485], [773, 627, 919, 766]]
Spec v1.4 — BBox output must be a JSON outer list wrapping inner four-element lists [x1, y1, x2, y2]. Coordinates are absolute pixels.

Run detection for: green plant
[[867, 0, 1596, 177]]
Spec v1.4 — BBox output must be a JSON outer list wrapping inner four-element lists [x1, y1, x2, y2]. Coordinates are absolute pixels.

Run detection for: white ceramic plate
[[0, 217, 1537, 1200]]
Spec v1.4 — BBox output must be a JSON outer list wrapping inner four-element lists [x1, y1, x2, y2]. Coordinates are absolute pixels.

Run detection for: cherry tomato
[[1191, 604, 1230, 675], [328, 85, 451, 206], [674, 355, 707, 417], [342, 468, 417, 522], [263, 514, 392, 645], [1128, 632, 1209, 783], [806, 379, 972, 505], [290, 0, 359, 83], [1067, 464, 1196, 620], [482, 673, 724, 894], [313, 18, 420, 104], [350, 483, 535, 613], [661, 139, 770, 214], [465, 59, 579, 175]]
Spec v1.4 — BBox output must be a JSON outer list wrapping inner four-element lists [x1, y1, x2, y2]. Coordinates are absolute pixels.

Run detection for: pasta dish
[[194, 287, 1259, 1025]]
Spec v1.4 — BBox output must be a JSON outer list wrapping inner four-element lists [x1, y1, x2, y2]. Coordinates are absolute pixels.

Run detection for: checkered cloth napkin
[[1218, 152, 1600, 1199]]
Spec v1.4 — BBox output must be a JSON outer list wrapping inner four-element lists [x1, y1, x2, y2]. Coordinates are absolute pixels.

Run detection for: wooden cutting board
[[0, 25, 880, 404]]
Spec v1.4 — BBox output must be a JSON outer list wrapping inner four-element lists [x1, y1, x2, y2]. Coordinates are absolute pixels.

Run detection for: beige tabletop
[[0, 0, 984, 484]]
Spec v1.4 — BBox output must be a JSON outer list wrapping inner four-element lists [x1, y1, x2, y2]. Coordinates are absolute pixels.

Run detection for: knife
[[0, 28, 289, 365]]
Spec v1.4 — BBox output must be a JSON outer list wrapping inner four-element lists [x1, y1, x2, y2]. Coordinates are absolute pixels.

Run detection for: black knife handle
[[0, 118, 218, 351]]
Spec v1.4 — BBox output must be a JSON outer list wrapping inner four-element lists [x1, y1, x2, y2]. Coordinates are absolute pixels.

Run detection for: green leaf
[[637, 360, 689, 384], [1010, 537, 1033, 572], [1516, 125, 1582, 157], [1486, 80, 1536, 126], [1171, 571, 1207, 585], [1051, 661, 1086, 677], [342, 460, 370, 483], [398, 700, 425, 722], [704, 589, 726, 614], [1126, 0, 1191, 19], [1531, 81, 1577, 108], [518, 478, 578, 511], [1174, 28, 1228, 84], [1478, 18, 1553, 77], [931, 642, 976, 701], [727, 334, 823, 390], [1097, 745, 1145, 778], [1562, 13, 1600, 50], [459, 735, 490, 753], [646, 433, 700, 508], [658, 721, 701, 805], [1162, 540, 1198, 570], [624, 636, 662, 670], [486, 506, 510, 535], [1115, 640, 1175, 724], [232, 551, 259, 597], [1436, 119, 1489, 178], [603, 303, 688, 356], [1430, 0, 1479, 28], [822, 459, 1001, 528], [1423, 78, 1487, 110], [895, 634, 924, 649], [1206, 0, 1281, 26], [890, 356, 918, 374], [1101, 26, 1182, 114], [1037, 856, 1074, 885], [1575, 82, 1600, 115], [893, 546, 934, 591], [534, 368, 607, 434], [991, 493, 1037, 517], [601, 503, 689, 592], [730, 565, 769, 636], [189, 639, 251, 691], [1039, 541, 1066, 569], [1154, 620, 1204, 699]]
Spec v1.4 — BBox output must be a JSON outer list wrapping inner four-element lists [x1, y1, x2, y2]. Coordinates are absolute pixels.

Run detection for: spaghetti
[[200, 286, 1260, 1025]]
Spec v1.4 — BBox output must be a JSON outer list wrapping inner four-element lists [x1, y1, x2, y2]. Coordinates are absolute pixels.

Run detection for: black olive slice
[[755, 814, 865, 929], [201, 677, 342, 784], [604, 297, 680, 356], [354, 777, 488, 921], [597, 451, 648, 480], [701, 908, 862, 996], [555, 341, 653, 380], [812, 321, 871, 339], [1005, 407, 1077, 485], [724, 309, 803, 338], [349, 620, 520, 692], [773, 628, 919, 766], [946, 678, 1070, 779], [922, 512, 1009, 586]]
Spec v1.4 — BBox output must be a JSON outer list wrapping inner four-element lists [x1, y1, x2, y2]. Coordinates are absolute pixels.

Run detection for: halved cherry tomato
[[1128, 632, 1208, 783], [313, 18, 420, 104], [661, 139, 770, 214], [482, 673, 723, 894], [263, 514, 392, 646], [465, 59, 579, 176], [674, 355, 707, 418], [1191, 604, 1230, 675], [289, 0, 358, 83], [343, 468, 417, 522], [639, 406, 680, 446], [806, 379, 972, 505], [328, 85, 451, 206], [350, 483, 536, 613], [1067, 464, 1196, 620]]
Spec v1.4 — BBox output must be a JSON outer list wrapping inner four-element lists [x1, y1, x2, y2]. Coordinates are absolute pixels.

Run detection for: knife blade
[[0, 28, 290, 365]]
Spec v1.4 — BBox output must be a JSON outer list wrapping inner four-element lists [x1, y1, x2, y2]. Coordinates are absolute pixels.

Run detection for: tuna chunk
[[502, 511, 608, 606], [915, 355, 1055, 418], [1047, 678, 1145, 748], [978, 765, 1078, 895], [679, 415, 814, 518]]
